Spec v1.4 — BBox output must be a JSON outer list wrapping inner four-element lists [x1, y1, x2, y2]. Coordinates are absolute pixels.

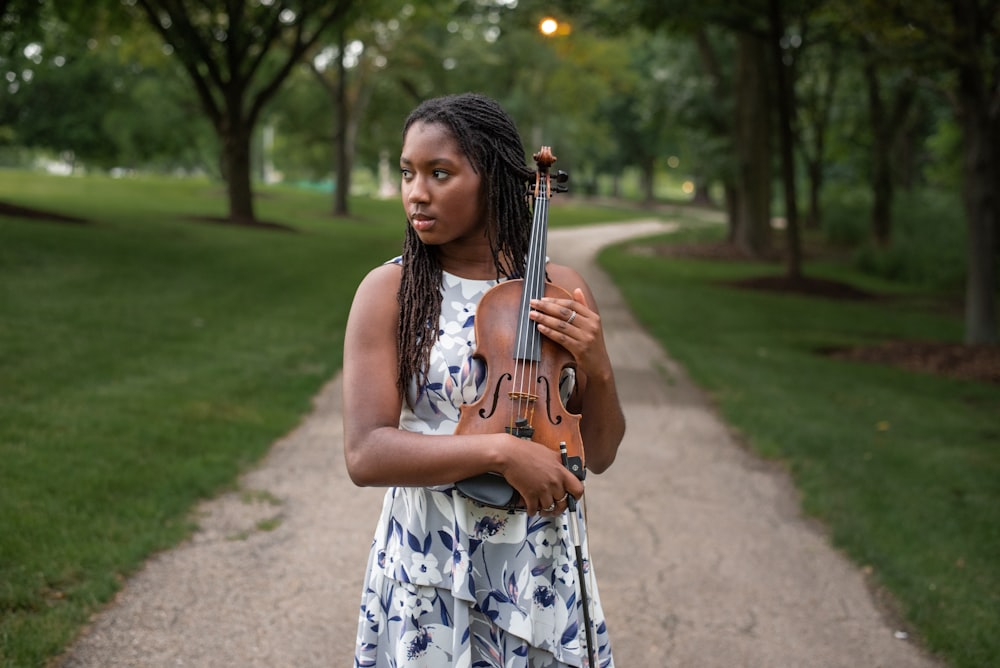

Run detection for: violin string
[[528, 174, 548, 428], [512, 167, 548, 432]]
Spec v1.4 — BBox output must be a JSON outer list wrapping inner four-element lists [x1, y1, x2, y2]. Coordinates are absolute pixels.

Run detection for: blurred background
[[1, 2, 998, 667], [1, 1, 995, 335]]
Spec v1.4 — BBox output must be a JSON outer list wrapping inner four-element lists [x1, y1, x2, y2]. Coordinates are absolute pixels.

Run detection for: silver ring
[[566, 310, 577, 325], [560, 493, 569, 503], [544, 502, 557, 512]]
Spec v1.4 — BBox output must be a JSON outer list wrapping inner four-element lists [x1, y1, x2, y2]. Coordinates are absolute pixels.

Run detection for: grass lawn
[[600, 225, 1000, 668], [0, 170, 652, 667]]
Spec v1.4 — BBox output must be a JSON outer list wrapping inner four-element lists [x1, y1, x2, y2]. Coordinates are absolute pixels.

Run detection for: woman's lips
[[410, 213, 435, 231]]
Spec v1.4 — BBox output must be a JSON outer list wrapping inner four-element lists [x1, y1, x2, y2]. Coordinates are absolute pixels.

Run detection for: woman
[[343, 92, 625, 667]]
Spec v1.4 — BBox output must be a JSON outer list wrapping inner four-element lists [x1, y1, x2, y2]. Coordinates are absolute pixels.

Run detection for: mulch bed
[[826, 340, 1000, 384], [0, 201, 294, 232], [0, 201, 89, 224]]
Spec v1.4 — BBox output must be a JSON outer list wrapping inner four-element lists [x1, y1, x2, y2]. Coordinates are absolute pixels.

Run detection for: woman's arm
[[530, 264, 626, 474]]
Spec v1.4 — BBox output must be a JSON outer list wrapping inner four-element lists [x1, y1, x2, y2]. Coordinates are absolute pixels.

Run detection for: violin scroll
[[531, 145, 570, 197]]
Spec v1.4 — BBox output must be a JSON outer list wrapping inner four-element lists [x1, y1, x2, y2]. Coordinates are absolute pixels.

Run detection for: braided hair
[[396, 93, 535, 401]]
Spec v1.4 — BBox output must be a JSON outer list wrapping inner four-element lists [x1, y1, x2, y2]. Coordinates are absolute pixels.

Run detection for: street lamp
[[539, 17, 571, 36], [539, 17, 559, 36]]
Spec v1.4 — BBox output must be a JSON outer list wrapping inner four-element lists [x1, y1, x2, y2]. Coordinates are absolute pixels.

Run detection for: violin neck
[[514, 180, 550, 362]]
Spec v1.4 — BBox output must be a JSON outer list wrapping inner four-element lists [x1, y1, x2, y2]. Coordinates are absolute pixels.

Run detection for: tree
[[596, 0, 784, 260], [793, 26, 842, 231], [859, 38, 917, 246], [732, 29, 774, 256], [304, 0, 411, 215], [0, 2, 138, 169], [127, 0, 355, 224], [840, 0, 998, 343]]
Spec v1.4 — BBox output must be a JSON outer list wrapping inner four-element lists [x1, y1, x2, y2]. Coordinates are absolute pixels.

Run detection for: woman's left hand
[[529, 287, 610, 379]]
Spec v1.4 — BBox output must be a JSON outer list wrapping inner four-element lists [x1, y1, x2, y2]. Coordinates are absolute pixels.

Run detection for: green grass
[[0, 170, 656, 666], [600, 225, 1000, 668], [0, 172, 400, 666]]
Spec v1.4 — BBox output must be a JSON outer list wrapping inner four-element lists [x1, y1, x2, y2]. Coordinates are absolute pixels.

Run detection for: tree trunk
[[799, 41, 840, 232], [864, 56, 893, 247], [806, 158, 823, 229], [693, 180, 713, 206], [949, 0, 998, 344], [724, 181, 739, 243], [956, 74, 998, 344], [221, 116, 255, 225], [334, 27, 350, 216], [640, 158, 656, 205], [861, 44, 917, 248], [870, 147, 893, 247], [768, 0, 802, 279], [733, 32, 772, 258]]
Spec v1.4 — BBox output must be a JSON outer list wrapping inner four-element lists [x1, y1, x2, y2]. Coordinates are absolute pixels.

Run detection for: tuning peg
[[553, 170, 568, 193], [553, 170, 569, 193]]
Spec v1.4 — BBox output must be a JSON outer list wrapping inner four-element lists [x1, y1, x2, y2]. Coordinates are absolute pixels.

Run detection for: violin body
[[453, 145, 584, 509], [454, 279, 584, 508]]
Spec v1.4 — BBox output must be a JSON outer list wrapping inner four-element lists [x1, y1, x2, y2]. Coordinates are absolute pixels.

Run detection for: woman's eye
[[400, 168, 412, 179], [432, 169, 449, 180]]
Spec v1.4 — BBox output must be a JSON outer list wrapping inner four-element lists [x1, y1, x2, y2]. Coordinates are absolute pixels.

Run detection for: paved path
[[59, 221, 943, 667]]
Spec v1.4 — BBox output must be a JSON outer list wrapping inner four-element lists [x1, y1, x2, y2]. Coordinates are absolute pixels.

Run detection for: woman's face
[[400, 121, 485, 247]]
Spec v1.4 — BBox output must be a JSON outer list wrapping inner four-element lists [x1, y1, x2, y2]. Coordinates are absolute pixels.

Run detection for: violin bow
[[561, 441, 598, 667]]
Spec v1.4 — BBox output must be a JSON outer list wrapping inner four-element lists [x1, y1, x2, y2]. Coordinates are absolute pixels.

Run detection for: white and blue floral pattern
[[354, 263, 613, 667]]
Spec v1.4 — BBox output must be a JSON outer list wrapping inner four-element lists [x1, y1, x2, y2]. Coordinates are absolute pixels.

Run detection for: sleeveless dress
[[353, 265, 614, 668]]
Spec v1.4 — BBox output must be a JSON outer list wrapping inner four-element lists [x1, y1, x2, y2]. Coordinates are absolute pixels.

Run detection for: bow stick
[[560, 441, 598, 667]]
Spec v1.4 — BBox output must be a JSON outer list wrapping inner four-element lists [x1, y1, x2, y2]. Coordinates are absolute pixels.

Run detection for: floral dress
[[353, 265, 614, 668]]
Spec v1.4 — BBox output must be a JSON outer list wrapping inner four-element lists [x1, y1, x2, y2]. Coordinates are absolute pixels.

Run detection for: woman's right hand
[[496, 434, 585, 516]]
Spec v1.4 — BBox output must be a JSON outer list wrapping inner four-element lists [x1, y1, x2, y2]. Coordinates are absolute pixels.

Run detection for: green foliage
[[822, 187, 969, 290], [924, 116, 963, 190], [855, 192, 968, 289], [601, 225, 1000, 668], [820, 183, 870, 246]]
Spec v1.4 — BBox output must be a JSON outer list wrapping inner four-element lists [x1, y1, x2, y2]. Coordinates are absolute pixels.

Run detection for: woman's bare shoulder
[[546, 262, 587, 293]]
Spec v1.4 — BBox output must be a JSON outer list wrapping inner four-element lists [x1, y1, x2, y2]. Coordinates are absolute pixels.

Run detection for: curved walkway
[[60, 220, 943, 667]]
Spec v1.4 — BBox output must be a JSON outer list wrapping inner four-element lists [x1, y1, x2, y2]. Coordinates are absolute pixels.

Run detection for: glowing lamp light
[[539, 17, 559, 36]]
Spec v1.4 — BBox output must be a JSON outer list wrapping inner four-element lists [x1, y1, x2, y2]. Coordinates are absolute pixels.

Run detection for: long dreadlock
[[396, 93, 536, 402]]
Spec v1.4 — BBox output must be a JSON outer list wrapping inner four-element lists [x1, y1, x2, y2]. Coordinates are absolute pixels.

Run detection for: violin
[[454, 146, 584, 509]]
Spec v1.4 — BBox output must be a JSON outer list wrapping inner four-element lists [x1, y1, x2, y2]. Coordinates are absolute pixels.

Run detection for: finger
[[529, 301, 586, 333], [530, 311, 577, 336], [531, 297, 587, 318]]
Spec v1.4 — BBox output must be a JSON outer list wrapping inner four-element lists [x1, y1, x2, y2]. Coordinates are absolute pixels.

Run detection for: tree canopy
[[1, 0, 996, 342]]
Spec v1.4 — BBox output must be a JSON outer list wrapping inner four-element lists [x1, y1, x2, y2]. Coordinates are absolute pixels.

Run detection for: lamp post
[[532, 17, 569, 146]]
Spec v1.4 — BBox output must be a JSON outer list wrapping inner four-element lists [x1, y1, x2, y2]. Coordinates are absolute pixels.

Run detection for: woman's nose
[[406, 176, 429, 203]]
